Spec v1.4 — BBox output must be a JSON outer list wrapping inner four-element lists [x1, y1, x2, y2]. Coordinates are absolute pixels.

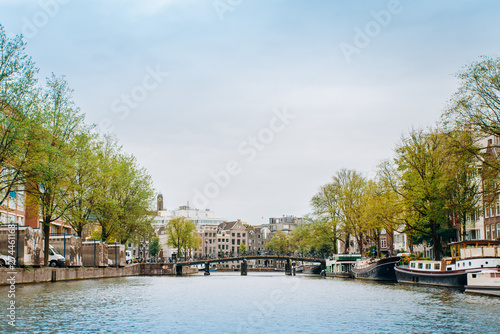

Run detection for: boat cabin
[[408, 259, 454, 272], [326, 254, 361, 275], [449, 240, 500, 260]]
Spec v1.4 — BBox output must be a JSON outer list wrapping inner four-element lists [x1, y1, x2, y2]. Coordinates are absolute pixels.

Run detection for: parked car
[[49, 245, 66, 267], [0, 253, 16, 267]]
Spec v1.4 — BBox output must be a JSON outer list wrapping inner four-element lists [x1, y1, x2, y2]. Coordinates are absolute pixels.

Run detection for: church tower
[[157, 192, 164, 212]]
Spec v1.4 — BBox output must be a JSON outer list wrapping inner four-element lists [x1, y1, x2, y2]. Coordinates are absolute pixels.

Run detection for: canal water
[[2, 272, 500, 333]]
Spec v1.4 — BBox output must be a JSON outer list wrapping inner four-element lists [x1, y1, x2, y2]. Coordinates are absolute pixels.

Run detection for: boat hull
[[352, 257, 400, 281], [395, 266, 467, 288], [465, 286, 500, 297]]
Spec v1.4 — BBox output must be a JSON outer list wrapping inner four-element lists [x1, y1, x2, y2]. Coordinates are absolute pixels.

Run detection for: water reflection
[[1, 273, 499, 333]]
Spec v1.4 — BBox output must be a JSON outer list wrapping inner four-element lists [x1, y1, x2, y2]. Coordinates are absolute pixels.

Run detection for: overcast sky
[[1, 0, 500, 225]]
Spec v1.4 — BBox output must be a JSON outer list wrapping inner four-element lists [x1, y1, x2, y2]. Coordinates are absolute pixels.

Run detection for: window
[[486, 225, 491, 239], [497, 224, 500, 238], [425, 263, 431, 270], [418, 263, 423, 269], [381, 238, 387, 248], [411, 263, 416, 268], [232, 233, 235, 237], [242, 233, 246, 237], [237, 233, 240, 237], [434, 264, 440, 270]]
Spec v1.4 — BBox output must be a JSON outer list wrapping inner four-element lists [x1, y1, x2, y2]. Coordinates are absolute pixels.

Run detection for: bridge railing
[[164, 251, 328, 264]]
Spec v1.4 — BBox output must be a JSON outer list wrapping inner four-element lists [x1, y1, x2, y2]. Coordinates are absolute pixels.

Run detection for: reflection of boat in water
[[352, 256, 400, 281], [465, 269, 500, 296]]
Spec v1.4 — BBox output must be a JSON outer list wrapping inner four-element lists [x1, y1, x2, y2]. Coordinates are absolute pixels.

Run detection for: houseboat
[[352, 256, 401, 281], [395, 240, 500, 288], [325, 254, 361, 278], [465, 269, 500, 297]]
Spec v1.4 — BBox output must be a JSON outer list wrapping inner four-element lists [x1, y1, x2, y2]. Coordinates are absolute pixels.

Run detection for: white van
[[49, 245, 66, 267], [126, 250, 133, 264]]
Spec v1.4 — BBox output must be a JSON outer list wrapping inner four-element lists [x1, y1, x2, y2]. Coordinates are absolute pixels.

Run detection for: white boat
[[395, 240, 500, 288], [465, 269, 500, 296]]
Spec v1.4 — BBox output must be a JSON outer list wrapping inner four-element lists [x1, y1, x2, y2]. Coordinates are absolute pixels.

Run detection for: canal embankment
[[0, 263, 198, 285]]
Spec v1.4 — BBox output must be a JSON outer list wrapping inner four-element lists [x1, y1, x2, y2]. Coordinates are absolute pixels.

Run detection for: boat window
[[472, 274, 477, 278], [418, 263, 423, 269], [434, 264, 440, 270], [491, 273, 495, 278], [425, 264, 431, 269], [457, 263, 460, 267], [485, 261, 488, 264], [411, 263, 415, 268], [469, 262, 471, 266]]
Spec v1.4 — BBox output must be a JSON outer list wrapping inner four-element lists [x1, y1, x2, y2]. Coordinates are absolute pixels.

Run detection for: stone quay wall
[[0, 263, 200, 285]]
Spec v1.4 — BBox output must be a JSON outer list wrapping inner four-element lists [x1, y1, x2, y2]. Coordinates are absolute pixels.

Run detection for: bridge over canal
[[165, 255, 326, 276]]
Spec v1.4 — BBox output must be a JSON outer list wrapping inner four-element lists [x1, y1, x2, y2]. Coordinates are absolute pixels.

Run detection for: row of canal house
[[152, 201, 295, 269], [194, 220, 275, 269]]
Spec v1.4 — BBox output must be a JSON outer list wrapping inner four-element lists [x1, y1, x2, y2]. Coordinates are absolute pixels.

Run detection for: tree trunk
[[431, 220, 441, 260], [461, 212, 467, 241], [332, 225, 338, 254], [43, 217, 51, 266], [357, 233, 364, 257]]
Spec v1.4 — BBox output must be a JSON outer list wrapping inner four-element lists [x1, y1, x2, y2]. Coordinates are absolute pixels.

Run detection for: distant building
[[262, 215, 302, 234], [157, 192, 164, 212], [154, 203, 226, 227], [247, 226, 272, 254], [153, 203, 226, 260]]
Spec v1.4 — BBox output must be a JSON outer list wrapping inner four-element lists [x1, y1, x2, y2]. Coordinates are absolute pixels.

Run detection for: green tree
[[165, 217, 200, 258], [26, 74, 85, 266], [291, 220, 313, 254], [394, 129, 455, 260], [310, 182, 341, 254], [149, 236, 161, 258], [266, 231, 292, 255], [0, 26, 40, 207], [238, 241, 246, 254], [92, 137, 155, 243], [445, 56, 500, 144], [60, 131, 100, 237], [334, 169, 369, 256], [443, 130, 481, 240]]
